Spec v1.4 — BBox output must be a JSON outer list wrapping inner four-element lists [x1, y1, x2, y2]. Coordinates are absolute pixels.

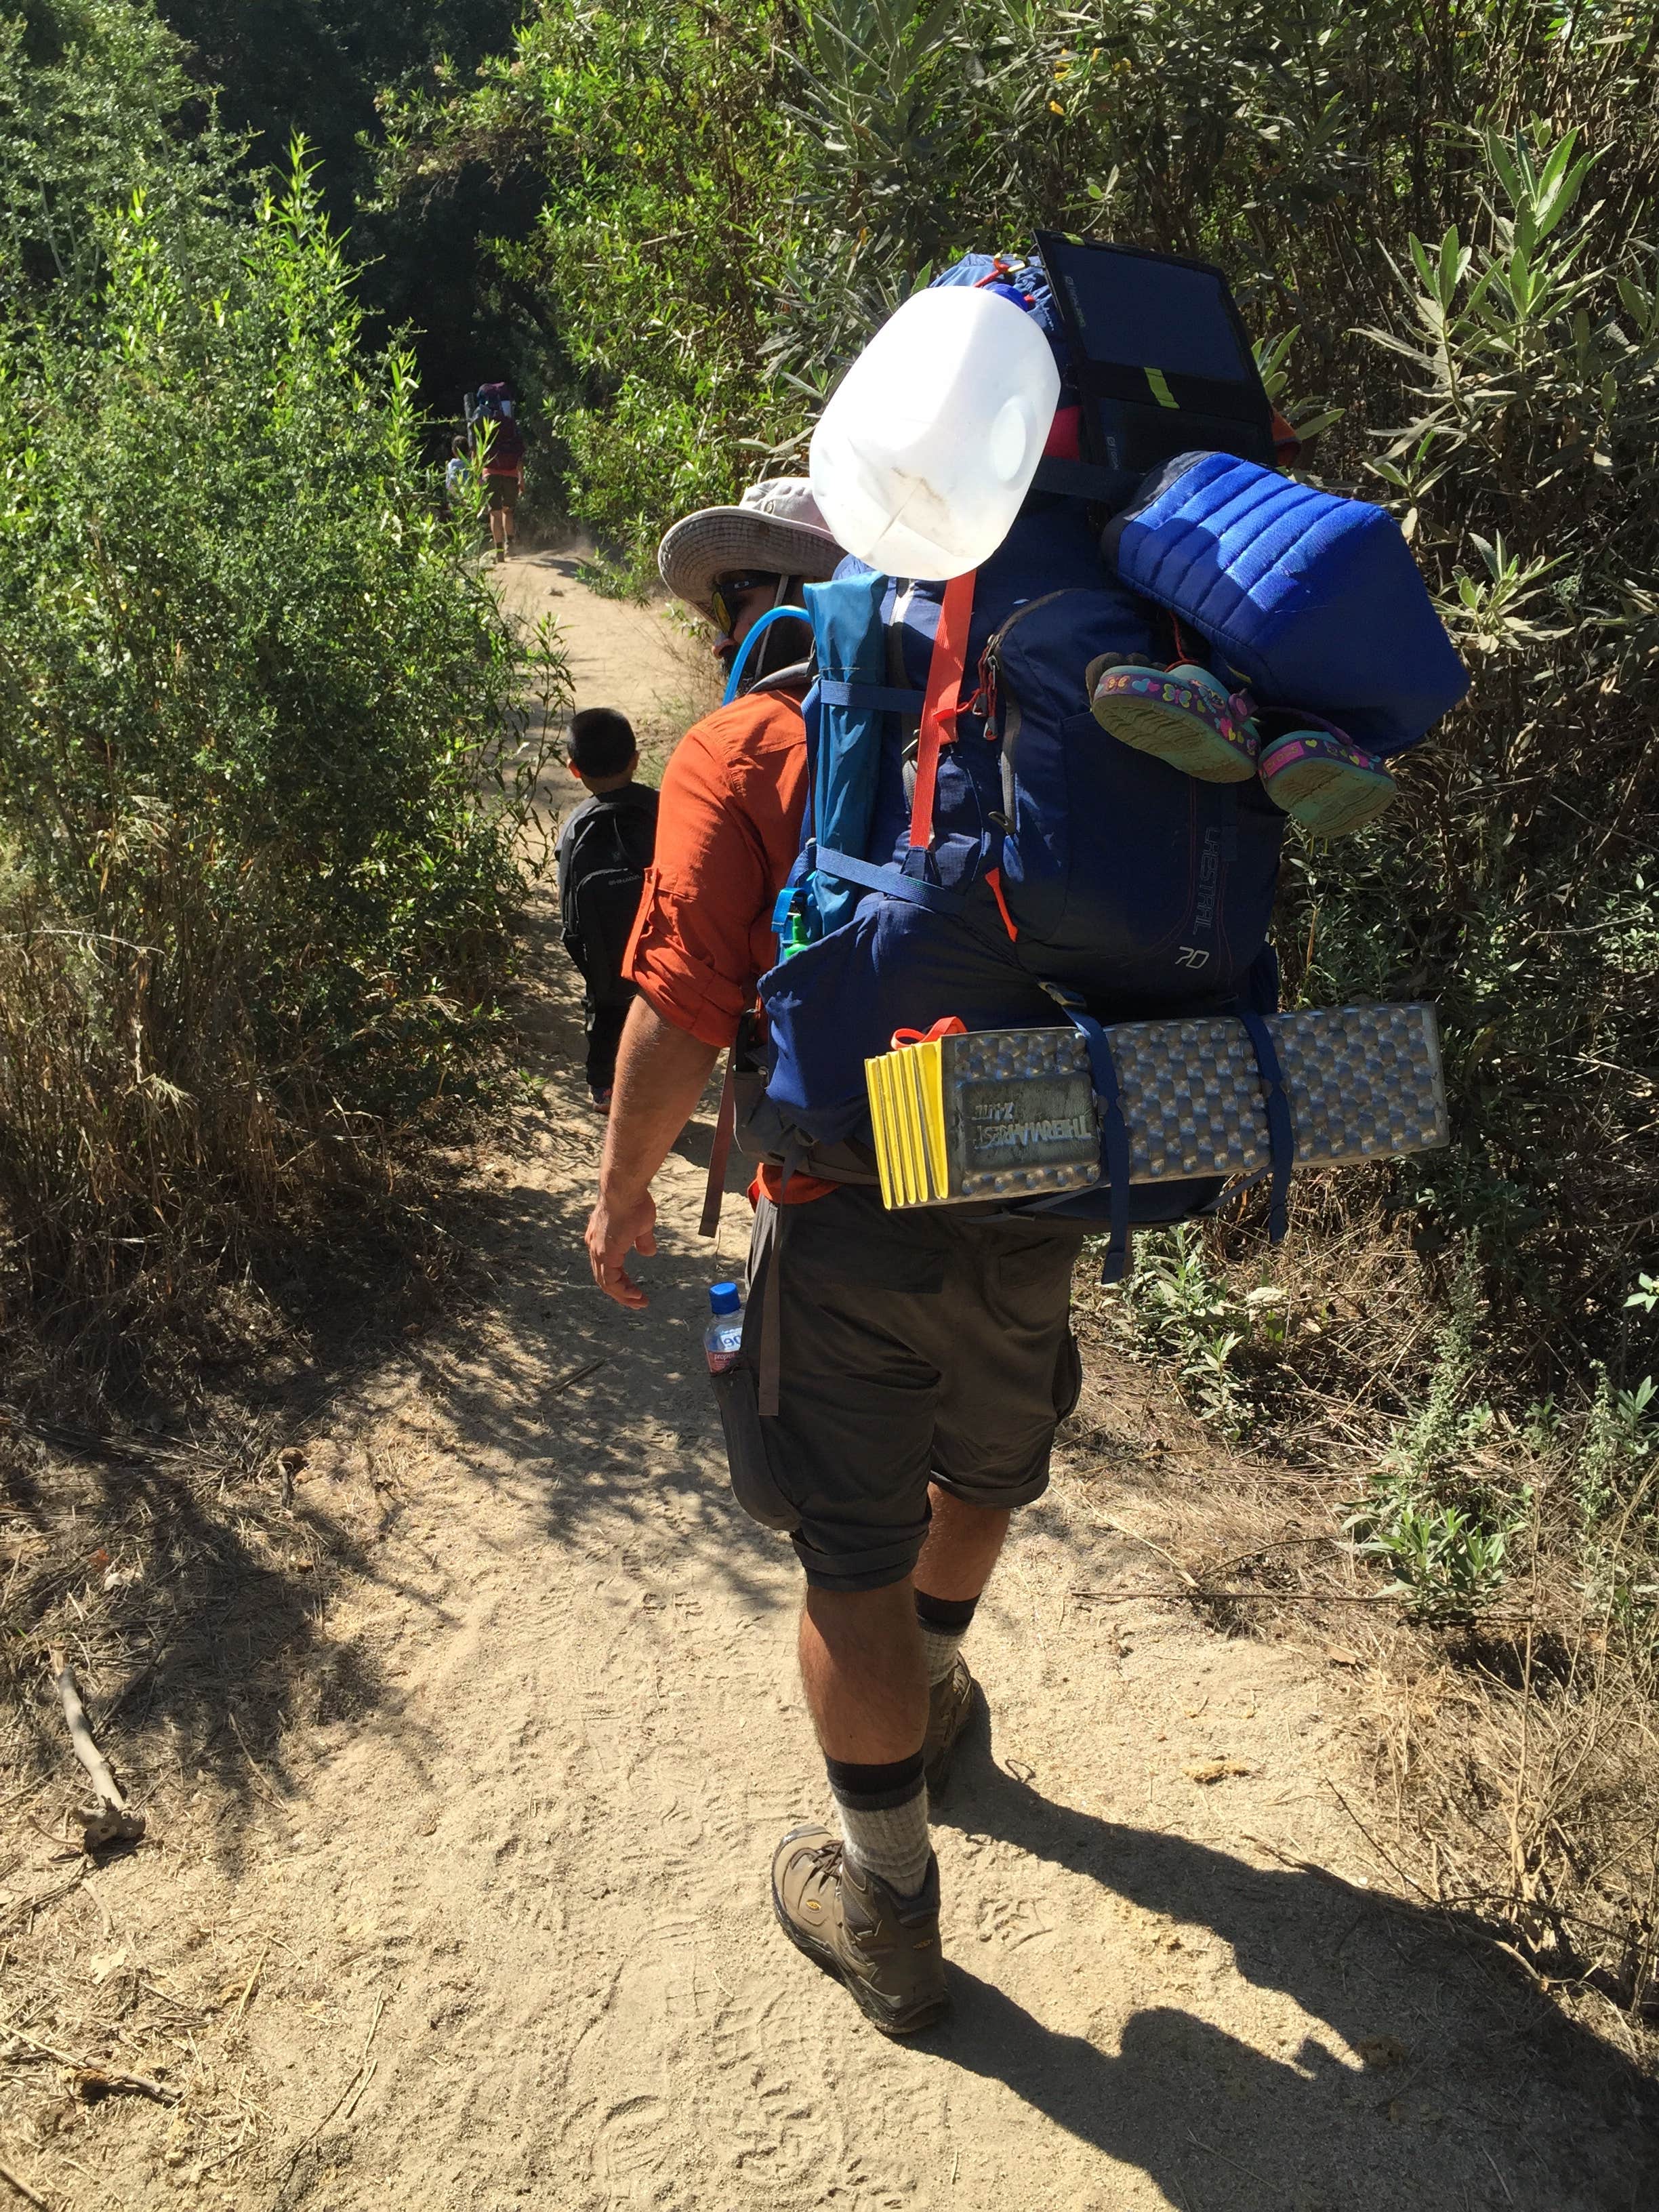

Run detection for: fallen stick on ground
[[231, 1944, 270, 2022], [45, 1649, 144, 1849], [1, 2024, 179, 2104], [0, 2160, 49, 2209], [543, 1357, 605, 1401]]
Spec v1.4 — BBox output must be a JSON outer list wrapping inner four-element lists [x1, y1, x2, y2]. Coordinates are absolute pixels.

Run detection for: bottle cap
[[708, 1281, 742, 1317]]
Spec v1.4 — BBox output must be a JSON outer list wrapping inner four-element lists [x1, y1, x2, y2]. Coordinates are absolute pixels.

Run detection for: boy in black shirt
[[555, 708, 659, 1108]]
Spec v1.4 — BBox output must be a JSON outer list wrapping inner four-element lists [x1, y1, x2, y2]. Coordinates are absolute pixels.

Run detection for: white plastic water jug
[[809, 285, 1061, 581]]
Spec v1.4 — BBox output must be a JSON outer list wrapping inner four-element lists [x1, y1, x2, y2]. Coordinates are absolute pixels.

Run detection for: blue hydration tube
[[721, 604, 811, 705]]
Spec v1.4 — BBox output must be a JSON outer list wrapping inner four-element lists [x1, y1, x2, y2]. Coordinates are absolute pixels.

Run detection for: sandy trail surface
[[8, 565, 1650, 2211]]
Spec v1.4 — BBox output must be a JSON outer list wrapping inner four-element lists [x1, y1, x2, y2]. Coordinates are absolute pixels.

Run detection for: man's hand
[[586, 1187, 658, 1309], [583, 997, 722, 1311]]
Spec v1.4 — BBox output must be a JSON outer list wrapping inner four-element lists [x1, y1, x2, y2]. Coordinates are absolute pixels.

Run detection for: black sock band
[[825, 1748, 925, 1810], [914, 1589, 979, 1632]]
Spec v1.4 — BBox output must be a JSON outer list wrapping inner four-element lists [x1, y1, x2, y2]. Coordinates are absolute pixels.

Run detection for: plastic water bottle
[[809, 285, 1060, 580], [704, 1281, 745, 1374]]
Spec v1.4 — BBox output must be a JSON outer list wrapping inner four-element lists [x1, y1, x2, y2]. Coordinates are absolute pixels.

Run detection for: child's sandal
[[1088, 659, 1259, 784], [1258, 722, 1397, 837]]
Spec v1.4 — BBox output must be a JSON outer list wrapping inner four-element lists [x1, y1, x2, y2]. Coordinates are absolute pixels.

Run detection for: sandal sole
[[1092, 691, 1258, 783], [1263, 758, 1396, 836]]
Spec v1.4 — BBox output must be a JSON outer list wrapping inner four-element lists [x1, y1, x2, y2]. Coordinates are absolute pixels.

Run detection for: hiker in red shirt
[[584, 478, 1087, 2037], [470, 382, 525, 562]]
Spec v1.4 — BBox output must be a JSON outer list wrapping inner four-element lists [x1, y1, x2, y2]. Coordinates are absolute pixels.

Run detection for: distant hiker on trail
[[581, 476, 1086, 2039], [468, 381, 525, 562], [556, 708, 658, 1110]]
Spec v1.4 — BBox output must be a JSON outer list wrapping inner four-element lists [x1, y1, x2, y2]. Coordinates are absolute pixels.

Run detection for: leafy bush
[[1105, 1225, 1287, 1437], [378, 0, 793, 583], [0, 17, 555, 1382]]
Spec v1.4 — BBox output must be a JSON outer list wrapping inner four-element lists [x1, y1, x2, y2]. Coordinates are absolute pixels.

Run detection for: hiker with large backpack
[[556, 709, 659, 1108], [466, 381, 527, 562], [583, 241, 1464, 2040], [585, 470, 1097, 2039]]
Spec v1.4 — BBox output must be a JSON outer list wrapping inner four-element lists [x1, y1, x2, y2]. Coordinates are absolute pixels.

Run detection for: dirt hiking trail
[[3, 563, 1650, 2212]]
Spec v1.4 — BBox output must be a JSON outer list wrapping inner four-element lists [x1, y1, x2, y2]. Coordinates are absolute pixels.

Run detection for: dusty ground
[[1, 564, 1653, 2210]]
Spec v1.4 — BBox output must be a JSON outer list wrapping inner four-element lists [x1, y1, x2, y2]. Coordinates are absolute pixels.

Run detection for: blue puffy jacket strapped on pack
[[1103, 451, 1470, 756]]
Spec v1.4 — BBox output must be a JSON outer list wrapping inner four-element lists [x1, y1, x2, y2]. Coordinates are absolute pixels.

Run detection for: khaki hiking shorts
[[711, 1185, 1086, 1591]]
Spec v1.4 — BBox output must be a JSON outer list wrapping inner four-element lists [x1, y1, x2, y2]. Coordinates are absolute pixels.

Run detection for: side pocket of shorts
[[1052, 1326, 1083, 1424], [710, 1364, 802, 1533]]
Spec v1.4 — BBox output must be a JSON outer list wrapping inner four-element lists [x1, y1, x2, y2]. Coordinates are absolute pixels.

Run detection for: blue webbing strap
[[1069, 1010, 1132, 1284], [811, 846, 968, 917], [1237, 1010, 1294, 1243], [817, 678, 926, 714]]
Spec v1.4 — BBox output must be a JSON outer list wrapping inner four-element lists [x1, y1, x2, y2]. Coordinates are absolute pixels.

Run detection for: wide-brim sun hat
[[658, 477, 846, 621]]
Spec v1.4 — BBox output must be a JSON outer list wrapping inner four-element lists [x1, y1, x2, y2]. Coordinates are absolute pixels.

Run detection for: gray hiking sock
[[918, 1622, 966, 1685], [825, 1750, 932, 1898], [915, 1589, 979, 1686]]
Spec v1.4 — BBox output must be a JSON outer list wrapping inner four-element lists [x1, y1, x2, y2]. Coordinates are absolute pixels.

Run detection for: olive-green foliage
[[0, 0, 234, 302], [146, 0, 533, 413], [147, 0, 520, 218], [0, 6, 548, 1374], [382, 1, 794, 568]]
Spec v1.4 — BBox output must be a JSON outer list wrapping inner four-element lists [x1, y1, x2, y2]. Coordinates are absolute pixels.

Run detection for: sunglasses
[[709, 572, 781, 636]]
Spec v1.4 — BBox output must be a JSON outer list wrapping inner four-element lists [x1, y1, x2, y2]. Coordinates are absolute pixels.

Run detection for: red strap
[[909, 569, 977, 852], [985, 867, 1019, 942], [890, 1016, 967, 1049]]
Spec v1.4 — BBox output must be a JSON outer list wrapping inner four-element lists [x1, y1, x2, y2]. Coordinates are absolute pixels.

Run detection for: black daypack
[[560, 798, 657, 1000]]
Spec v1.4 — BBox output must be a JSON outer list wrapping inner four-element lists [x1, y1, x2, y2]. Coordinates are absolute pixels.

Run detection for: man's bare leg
[[800, 1582, 927, 1765], [793, 1486, 1012, 1905], [798, 1490, 1009, 1762], [776, 1575, 949, 2027], [915, 1485, 1010, 1602]]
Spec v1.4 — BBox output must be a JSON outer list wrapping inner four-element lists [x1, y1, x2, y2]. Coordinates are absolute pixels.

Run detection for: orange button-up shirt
[[623, 686, 808, 1049]]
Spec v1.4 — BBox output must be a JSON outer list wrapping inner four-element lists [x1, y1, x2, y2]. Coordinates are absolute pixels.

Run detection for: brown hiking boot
[[923, 1654, 978, 1792], [770, 1825, 949, 2036]]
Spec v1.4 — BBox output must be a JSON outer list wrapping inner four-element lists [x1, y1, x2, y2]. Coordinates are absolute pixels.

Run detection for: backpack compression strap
[[909, 569, 977, 854], [1235, 1010, 1295, 1242]]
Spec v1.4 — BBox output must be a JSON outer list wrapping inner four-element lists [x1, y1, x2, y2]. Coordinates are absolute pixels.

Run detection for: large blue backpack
[[741, 241, 1464, 1263], [753, 491, 1287, 1244]]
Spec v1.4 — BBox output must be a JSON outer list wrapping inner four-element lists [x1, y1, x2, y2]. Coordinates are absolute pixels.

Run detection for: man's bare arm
[[584, 998, 721, 1308]]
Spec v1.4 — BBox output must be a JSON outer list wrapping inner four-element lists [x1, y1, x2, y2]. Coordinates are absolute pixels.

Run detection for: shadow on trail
[[1, 1413, 398, 1856], [2, 889, 774, 1859], [919, 1748, 1658, 2210], [342, 914, 786, 1616]]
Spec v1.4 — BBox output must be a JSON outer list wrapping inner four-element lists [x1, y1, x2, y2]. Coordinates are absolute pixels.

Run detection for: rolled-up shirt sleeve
[[623, 696, 805, 1049]]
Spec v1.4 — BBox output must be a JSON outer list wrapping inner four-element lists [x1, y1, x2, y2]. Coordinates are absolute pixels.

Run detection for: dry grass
[[642, 600, 727, 772], [1071, 1229, 1659, 2076]]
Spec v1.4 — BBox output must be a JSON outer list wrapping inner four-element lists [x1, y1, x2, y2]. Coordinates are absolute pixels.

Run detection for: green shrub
[[0, 133, 554, 1372]]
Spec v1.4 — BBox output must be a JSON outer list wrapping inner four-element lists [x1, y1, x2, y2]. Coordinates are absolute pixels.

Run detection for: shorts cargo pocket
[[710, 1364, 801, 1533], [1052, 1326, 1083, 1423]]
